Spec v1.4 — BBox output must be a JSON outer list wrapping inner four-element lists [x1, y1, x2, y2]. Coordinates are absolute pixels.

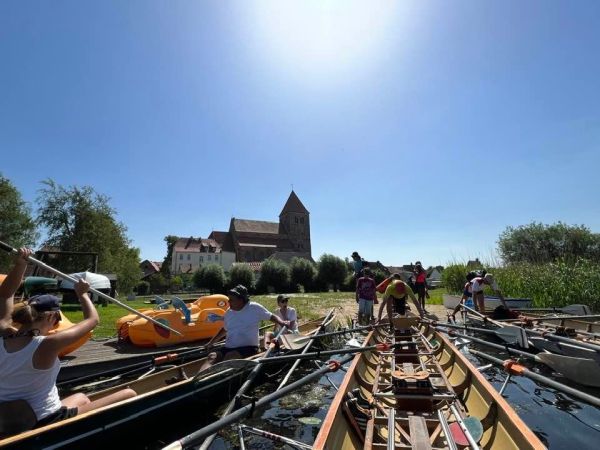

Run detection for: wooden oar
[[161, 355, 354, 450], [276, 309, 335, 390], [468, 349, 600, 407], [290, 322, 388, 345], [460, 303, 506, 328], [0, 240, 182, 336], [197, 325, 288, 450], [516, 304, 592, 315]]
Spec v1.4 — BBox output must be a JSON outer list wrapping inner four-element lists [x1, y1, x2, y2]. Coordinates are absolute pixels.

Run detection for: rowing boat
[[313, 314, 546, 450], [443, 294, 532, 311], [0, 317, 332, 450]]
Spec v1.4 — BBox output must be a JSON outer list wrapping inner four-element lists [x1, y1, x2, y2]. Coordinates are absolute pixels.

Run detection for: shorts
[[392, 296, 407, 315], [414, 282, 427, 297], [358, 298, 374, 316], [36, 406, 78, 428], [218, 346, 259, 359]]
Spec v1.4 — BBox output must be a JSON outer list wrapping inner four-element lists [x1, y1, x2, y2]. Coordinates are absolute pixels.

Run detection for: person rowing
[[200, 285, 290, 370], [0, 248, 136, 435], [376, 273, 426, 324]]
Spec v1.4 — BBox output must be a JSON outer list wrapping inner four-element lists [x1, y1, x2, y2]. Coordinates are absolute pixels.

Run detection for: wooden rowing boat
[[0, 317, 332, 450], [314, 314, 546, 450]]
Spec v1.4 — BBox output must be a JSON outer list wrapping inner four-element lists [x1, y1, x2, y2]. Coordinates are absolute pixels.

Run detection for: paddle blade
[[496, 327, 529, 348]]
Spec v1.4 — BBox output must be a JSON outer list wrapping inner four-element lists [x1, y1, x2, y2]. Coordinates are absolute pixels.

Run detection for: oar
[[0, 240, 182, 336], [468, 349, 600, 408], [276, 308, 335, 390], [197, 325, 288, 450], [428, 321, 529, 348], [460, 303, 506, 328], [238, 425, 313, 449], [161, 355, 354, 450], [289, 322, 388, 345], [516, 304, 592, 316]]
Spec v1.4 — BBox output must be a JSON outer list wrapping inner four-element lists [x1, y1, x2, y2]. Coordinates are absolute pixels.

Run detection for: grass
[[62, 288, 446, 340]]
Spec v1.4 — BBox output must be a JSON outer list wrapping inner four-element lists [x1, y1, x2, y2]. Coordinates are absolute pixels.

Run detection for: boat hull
[[443, 294, 532, 310]]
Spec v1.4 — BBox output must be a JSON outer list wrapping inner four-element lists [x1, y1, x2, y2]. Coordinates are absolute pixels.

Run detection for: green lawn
[[62, 288, 445, 340]]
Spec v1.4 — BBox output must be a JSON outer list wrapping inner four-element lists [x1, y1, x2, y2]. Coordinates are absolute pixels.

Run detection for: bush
[[317, 254, 348, 292], [147, 273, 169, 294], [371, 268, 388, 285], [193, 264, 226, 293], [258, 259, 290, 292], [170, 276, 183, 291], [290, 257, 317, 291], [442, 264, 469, 294], [229, 264, 255, 290], [136, 280, 150, 295]]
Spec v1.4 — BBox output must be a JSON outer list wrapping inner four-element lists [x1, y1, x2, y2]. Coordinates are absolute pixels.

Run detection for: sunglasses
[[279, 299, 289, 303]]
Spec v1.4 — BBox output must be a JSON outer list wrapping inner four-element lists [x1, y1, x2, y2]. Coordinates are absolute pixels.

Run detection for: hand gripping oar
[[161, 356, 353, 450], [468, 348, 600, 407], [0, 240, 182, 336], [276, 308, 335, 391], [197, 325, 288, 450]]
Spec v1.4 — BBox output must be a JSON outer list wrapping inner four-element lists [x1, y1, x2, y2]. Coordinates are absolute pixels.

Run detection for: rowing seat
[[0, 400, 36, 438], [408, 415, 432, 450], [342, 392, 370, 442]]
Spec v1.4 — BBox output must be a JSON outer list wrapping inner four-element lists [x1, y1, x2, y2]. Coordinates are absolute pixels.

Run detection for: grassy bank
[[63, 288, 445, 340]]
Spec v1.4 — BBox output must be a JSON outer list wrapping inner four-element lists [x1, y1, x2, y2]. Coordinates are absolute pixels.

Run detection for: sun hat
[[483, 274, 498, 290]]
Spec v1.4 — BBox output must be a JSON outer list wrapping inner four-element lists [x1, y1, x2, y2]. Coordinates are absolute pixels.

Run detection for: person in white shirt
[[202, 285, 290, 367], [272, 295, 298, 334], [472, 274, 507, 313]]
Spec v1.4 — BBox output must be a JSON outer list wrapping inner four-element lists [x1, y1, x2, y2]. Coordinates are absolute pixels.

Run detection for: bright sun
[[241, 1, 405, 84]]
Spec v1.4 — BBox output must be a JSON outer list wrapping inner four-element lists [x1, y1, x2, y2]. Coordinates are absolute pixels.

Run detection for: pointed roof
[[279, 191, 309, 216]]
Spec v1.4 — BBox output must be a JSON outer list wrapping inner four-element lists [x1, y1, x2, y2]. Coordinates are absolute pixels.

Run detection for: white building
[[171, 237, 236, 274]]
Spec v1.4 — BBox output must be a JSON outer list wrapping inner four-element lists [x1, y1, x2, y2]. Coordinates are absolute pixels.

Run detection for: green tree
[[193, 264, 225, 293], [161, 235, 178, 277], [229, 264, 254, 290], [0, 174, 38, 272], [498, 222, 600, 264], [317, 254, 348, 291], [36, 180, 141, 293], [148, 272, 169, 294], [258, 258, 290, 292], [136, 280, 150, 295], [290, 257, 316, 291], [170, 275, 183, 291]]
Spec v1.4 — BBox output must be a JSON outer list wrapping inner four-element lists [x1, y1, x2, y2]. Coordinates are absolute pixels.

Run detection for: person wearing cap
[[471, 273, 507, 313], [0, 248, 136, 433], [201, 285, 291, 369], [376, 274, 425, 324], [355, 268, 377, 325], [272, 294, 298, 334]]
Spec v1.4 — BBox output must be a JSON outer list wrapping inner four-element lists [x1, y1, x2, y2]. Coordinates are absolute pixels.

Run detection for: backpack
[[466, 269, 486, 282]]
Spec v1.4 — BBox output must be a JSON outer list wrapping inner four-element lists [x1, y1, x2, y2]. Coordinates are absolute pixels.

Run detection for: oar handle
[[0, 240, 183, 337]]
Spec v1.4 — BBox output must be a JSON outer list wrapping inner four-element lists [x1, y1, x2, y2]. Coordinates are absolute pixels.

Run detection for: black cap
[[29, 294, 61, 312], [277, 294, 290, 303], [228, 285, 249, 302]]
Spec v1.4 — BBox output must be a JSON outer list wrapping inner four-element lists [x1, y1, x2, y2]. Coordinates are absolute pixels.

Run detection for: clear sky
[[1, 1, 599, 267]]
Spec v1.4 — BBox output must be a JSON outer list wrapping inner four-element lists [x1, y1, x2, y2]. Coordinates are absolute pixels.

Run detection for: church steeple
[[279, 191, 311, 257], [279, 190, 309, 216]]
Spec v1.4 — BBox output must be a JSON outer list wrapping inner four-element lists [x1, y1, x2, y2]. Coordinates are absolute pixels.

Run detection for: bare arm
[[0, 248, 31, 332], [270, 314, 289, 329], [496, 290, 508, 308], [377, 296, 390, 322], [406, 287, 425, 316], [205, 327, 226, 349]]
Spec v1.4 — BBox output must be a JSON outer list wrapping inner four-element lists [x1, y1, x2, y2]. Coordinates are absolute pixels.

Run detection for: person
[[201, 285, 291, 369], [355, 268, 377, 325], [0, 248, 136, 433], [471, 273, 507, 313], [413, 262, 428, 312], [450, 281, 474, 321], [272, 294, 299, 334], [376, 274, 425, 324], [351, 252, 364, 278]]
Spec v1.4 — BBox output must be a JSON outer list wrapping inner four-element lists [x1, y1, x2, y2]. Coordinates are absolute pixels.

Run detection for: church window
[[300, 217, 304, 224], [295, 217, 299, 224]]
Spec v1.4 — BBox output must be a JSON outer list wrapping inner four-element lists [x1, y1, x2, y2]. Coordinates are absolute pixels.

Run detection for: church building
[[170, 191, 312, 274]]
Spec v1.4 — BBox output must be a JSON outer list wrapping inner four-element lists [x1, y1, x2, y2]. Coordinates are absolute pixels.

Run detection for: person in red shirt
[[355, 268, 377, 325]]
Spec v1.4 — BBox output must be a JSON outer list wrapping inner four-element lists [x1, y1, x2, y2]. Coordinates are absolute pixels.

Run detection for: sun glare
[[241, 0, 405, 84]]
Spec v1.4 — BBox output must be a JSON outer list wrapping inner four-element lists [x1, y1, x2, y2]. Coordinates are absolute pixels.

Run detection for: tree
[[0, 174, 38, 272], [258, 258, 290, 292], [36, 180, 141, 293], [148, 272, 169, 294], [170, 275, 183, 291], [290, 257, 316, 291], [161, 235, 178, 277], [317, 254, 348, 291], [193, 264, 225, 293], [498, 222, 600, 264], [229, 264, 254, 290]]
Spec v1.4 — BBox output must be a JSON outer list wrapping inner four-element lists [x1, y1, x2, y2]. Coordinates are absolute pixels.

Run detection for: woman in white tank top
[[0, 248, 136, 434]]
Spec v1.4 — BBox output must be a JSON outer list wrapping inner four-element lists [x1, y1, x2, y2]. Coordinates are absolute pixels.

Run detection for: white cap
[[484, 274, 498, 291]]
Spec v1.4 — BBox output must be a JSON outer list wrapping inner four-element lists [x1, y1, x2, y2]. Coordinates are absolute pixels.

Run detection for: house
[[171, 237, 236, 274], [467, 258, 482, 268], [426, 266, 444, 288], [140, 260, 162, 280]]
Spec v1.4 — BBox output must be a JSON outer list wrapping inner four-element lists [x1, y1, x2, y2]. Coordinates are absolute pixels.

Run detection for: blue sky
[[1, 1, 599, 267]]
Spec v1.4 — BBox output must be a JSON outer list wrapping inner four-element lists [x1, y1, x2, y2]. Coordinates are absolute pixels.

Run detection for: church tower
[[279, 191, 311, 256]]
